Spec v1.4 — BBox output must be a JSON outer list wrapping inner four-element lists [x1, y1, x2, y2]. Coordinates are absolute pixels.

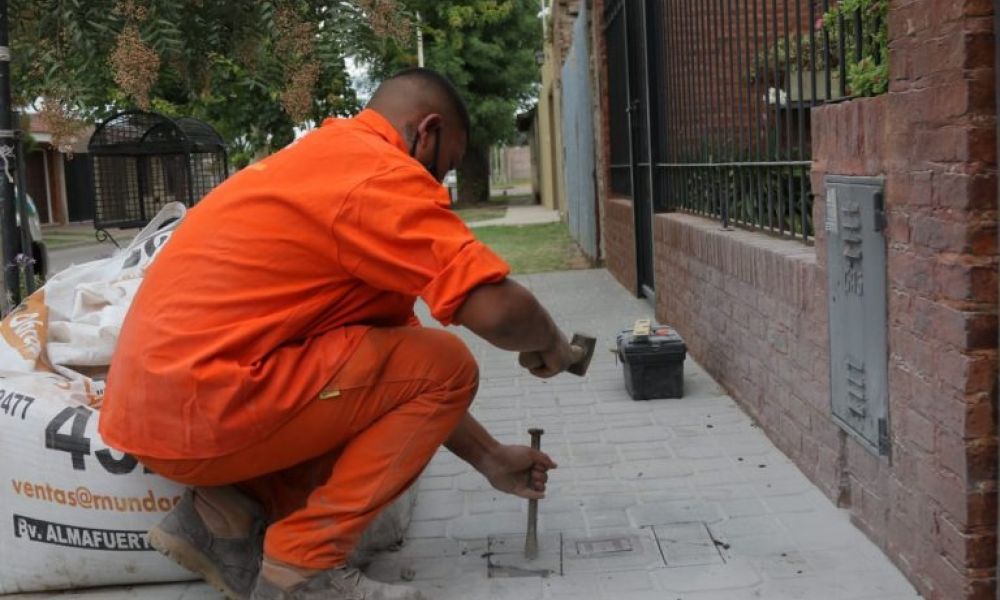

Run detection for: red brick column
[[604, 196, 637, 293], [812, 1, 998, 597]]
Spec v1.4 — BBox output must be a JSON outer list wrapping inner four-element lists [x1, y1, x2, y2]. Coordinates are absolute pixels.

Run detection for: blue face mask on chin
[[409, 128, 443, 182]]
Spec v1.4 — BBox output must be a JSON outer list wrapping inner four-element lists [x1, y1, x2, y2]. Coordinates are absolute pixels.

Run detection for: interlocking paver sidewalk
[[12, 269, 920, 599], [467, 205, 561, 228]]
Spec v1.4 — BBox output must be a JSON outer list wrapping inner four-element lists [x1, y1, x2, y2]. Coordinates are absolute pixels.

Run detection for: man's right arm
[[453, 279, 577, 377]]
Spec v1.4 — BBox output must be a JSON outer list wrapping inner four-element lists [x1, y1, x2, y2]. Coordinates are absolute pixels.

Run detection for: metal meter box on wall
[[825, 175, 889, 456]]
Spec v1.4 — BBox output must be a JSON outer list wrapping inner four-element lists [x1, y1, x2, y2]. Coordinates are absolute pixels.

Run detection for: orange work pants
[[139, 326, 478, 569]]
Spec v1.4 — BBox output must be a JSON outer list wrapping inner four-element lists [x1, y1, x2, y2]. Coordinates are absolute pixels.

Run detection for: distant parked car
[[13, 193, 48, 278]]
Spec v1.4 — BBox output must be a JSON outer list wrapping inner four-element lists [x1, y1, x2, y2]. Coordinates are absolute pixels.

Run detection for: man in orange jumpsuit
[[100, 68, 579, 600]]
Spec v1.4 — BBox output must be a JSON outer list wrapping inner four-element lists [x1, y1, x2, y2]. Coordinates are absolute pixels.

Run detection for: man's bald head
[[368, 68, 470, 140], [367, 68, 470, 182]]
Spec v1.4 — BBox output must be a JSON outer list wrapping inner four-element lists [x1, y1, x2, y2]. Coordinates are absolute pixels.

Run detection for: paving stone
[[618, 444, 673, 461], [559, 465, 614, 482], [670, 440, 726, 459], [417, 475, 456, 492], [455, 470, 493, 492], [778, 512, 871, 550], [583, 508, 632, 529], [696, 483, 760, 501], [447, 512, 525, 539], [714, 498, 771, 518], [413, 490, 465, 521], [557, 404, 595, 417], [685, 456, 739, 472], [593, 399, 656, 415], [651, 522, 725, 568], [423, 458, 468, 477], [638, 485, 701, 504], [541, 571, 603, 599], [628, 500, 723, 525], [406, 519, 448, 539], [538, 496, 585, 514], [484, 577, 544, 600], [468, 490, 523, 515], [651, 557, 764, 593], [763, 490, 830, 514], [567, 442, 621, 465], [563, 529, 663, 573], [600, 423, 664, 443], [578, 494, 639, 511], [708, 515, 786, 539], [539, 510, 587, 532], [689, 468, 748, 488], [614, 458, 693, 481], [723, 532, 799, 557], [365, 555, 463, 582]]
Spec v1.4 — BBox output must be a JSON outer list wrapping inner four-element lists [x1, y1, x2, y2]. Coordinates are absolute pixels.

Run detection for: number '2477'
[[0, 389, 34, 420]]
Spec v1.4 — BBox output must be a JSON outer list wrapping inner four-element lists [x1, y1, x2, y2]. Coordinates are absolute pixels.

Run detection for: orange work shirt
[[99, 109, 510, 460]]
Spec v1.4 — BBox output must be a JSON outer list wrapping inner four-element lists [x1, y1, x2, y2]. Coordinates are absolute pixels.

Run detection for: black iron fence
[[604, 0, 887, 242]]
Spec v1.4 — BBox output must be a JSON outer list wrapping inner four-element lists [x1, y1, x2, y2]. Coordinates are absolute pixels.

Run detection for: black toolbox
[[616, 320, 687, 400]]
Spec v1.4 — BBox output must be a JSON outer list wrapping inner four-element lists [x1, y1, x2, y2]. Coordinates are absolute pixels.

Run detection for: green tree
[[9, 0, 394, 165], [366, 0, 542, 206]]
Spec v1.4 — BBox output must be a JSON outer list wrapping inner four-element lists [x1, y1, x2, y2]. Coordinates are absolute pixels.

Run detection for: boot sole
[[148, 525, 247, 600]]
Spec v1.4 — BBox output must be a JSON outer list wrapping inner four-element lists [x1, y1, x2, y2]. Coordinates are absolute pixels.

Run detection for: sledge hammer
[[567, 333, 597, 376], [519, 333, 597, 376]]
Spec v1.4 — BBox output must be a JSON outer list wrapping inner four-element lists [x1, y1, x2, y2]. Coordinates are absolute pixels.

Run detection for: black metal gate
[[604, 0, 657, 299]]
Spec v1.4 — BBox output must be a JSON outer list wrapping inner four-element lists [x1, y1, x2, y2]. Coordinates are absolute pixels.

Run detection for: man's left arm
[[445, 412, 556, 500]]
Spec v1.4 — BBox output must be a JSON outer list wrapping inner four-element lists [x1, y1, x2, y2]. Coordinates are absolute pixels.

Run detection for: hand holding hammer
[[518, 333, 596, 378]]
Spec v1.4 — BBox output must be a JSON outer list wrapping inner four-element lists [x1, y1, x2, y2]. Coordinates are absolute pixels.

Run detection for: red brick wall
[[650, 1, 999, 598], [604, 196, 637, 293]]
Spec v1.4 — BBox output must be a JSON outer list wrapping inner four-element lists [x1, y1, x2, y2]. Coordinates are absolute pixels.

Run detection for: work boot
[[250, 557, 428, 600], [148, 486, 266, 600]]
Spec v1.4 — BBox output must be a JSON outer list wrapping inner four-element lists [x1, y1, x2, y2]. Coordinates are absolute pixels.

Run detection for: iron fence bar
[[679, 0, 694, 209], [809, 0, 817, 106], [706, 0, 720, 220], [656, 160, 811, 168], [873, 13, 882, 64], [762, 0, 774, 230], [837, 4, 847, 97], [719, 0, 730, 224], [640, 0, 658, 219], [662, 0, 677, 208], [711, 0, 725, 225], [795, 0, 807, 240], [774, 0, 785, 235], [661, 0, 679, 211], [689, 0, 702, 214], [681, 0, 696, 209], [783, 0, 793, 237], [751, 0, 767, 227], [694, 0, 711, 213], [854, 6, 864, 63], [750, 0, 763, 230], [727, 0, 740, 227], [822, 0, 832, 101]]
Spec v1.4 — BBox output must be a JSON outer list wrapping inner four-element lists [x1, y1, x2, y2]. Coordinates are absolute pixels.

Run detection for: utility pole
[[416, 11, 425, 68], [0, 0, 18, 315]]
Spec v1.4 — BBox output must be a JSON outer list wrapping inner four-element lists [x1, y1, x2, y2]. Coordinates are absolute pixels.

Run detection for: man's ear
[[417, 113, 443, 138]]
